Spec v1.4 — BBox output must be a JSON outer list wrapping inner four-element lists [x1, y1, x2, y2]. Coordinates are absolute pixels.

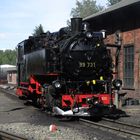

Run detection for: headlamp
[[86, 32, 92, 38], [113, 79, 122, 90], [53, 80, 61, 89]]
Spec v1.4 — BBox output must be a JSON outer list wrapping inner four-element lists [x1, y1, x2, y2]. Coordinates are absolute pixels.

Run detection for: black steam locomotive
[[16, 18, 122, 117]]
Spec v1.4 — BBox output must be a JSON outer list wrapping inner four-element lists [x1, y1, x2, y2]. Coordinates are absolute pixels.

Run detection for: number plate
[[79, 62, 95, 68]]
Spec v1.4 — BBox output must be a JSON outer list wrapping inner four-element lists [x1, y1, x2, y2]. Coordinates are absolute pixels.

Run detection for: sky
[[0, 0, 107, 50]]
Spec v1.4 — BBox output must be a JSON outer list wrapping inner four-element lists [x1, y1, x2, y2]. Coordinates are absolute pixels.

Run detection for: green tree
[[32, 24, 44, 37], [0, 50, 3, 65], [107, 0, 122, 6], [0, 49, 16, 65], [71, 0, 104, 18]]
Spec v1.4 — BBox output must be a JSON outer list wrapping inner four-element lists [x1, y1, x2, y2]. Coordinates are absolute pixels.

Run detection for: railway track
[[0, 131, 27, 140], [0, 86, 16, 96], [79, 118, 140, 139], [1, 86, 140, 139]]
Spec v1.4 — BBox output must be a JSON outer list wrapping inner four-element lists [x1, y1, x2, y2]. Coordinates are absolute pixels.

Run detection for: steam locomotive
[[16, 18, 123, 117]]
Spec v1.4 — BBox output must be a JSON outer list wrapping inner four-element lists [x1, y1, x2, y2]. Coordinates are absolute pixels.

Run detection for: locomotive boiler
[[16, 18, 123, 117]]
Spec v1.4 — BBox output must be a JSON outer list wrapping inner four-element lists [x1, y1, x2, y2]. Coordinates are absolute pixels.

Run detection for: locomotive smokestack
[[71, 18, 82, 34]]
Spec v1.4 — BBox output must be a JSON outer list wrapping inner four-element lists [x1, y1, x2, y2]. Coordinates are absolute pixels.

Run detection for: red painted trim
[[20, 82, 29, 85], [16, 88, 23, 96], [28, 85, 34, 93], [62, 93, 112, 107], [98, 94, 111, 105], [47, 73, 60, 76], [30, 75, 36, 84], [113, 72, 118, 74], [28, 75, 42, 94], [16, 87, 30, 97], [17, 75, 43, 97]]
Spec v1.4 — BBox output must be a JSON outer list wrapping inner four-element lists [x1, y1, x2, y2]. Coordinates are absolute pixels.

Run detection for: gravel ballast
[[0, 89, 137, 140]]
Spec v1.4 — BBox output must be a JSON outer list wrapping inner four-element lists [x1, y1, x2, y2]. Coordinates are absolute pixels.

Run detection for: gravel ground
[[0, 89, 138, 140], [0, 121, 130, 140], [119, 105, 140, 125], [0, 122, 91, 140]]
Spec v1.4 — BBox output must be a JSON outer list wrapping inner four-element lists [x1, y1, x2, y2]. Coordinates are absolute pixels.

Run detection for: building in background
[[84, 0, 140, 99], [7, 67, 17, 85], [0, 64, 17, 84]]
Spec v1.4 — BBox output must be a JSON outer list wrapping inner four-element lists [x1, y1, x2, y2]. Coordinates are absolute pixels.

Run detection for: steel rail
[[102, 117, 140, 129], [79, 118, 140, 137], [0, 130, 27, 140]]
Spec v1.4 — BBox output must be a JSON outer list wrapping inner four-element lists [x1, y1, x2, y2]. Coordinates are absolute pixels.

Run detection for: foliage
[[70, 0, 104, 18], [32, 24, 44, 37], [0, 49, 16, 65], [107, 0, 122, 6]]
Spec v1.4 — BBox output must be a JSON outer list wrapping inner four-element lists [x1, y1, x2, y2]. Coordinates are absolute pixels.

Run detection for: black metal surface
[[17, 24, 113, 82], [71, 18, 82, 34], [26, 49, 46, 75], [61, 37, 113, 80]]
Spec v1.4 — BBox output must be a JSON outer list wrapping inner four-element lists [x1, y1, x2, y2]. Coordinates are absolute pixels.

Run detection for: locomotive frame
[[16, 18, 124, 117]]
